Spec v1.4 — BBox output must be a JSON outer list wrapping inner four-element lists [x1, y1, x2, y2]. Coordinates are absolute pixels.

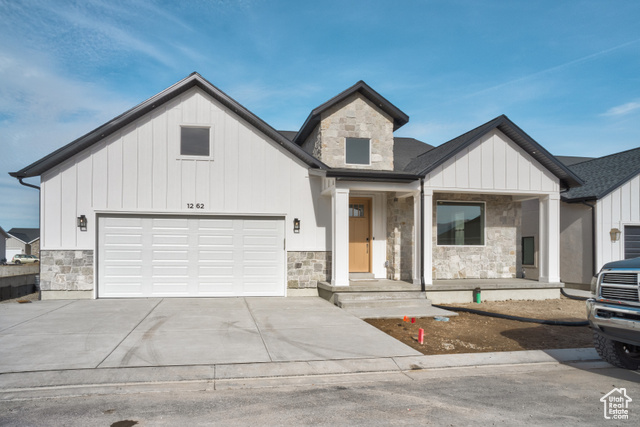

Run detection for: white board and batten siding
[[423, 129, 559, 194], [40, 86, 330, 297], [595, 173, 640, 269]]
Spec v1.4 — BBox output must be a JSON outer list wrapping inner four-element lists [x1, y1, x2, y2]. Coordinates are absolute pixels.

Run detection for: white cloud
[[601, 101, 640, 117]]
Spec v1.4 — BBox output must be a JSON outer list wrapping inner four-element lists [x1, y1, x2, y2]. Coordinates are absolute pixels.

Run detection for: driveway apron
[[0, 297, 420, 373]]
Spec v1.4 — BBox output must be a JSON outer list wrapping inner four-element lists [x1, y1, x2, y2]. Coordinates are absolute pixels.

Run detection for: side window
[[180, 127, 210, 157], [522, 236, 535, 265], [345, 138, 370, 165]]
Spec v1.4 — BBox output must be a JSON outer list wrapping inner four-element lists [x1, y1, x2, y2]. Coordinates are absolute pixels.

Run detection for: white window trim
[[435, 200, 486, 247], [178, 124, 214, 160], [344, 137, 371, 166]]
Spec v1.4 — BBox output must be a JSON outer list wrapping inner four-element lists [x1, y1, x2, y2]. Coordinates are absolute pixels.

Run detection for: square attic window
[[345, 138, 370, 165], [181, 127, 210, 156]]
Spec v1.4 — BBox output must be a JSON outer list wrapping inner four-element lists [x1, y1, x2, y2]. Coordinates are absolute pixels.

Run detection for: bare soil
[[0, 292, 40, 304], [365, 297, 593, 355]]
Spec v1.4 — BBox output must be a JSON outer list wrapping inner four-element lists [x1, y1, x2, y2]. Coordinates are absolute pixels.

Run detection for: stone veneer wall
[[287, 251, 332, 289], [39, 250, 94, 291], [303, 93, 394, 170], [432, 193, 521, 280], [386, 195, 414, 281]]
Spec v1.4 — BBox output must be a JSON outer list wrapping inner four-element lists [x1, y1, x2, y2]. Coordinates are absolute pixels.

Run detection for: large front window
[[437, 201, 485, 246]]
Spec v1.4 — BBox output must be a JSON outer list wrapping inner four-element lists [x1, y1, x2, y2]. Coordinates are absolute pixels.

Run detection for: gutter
[[420, 178, 425, 292]]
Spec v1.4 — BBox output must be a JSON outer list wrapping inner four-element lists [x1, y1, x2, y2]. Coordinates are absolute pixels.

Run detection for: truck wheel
[[593, 331, 640, 370]]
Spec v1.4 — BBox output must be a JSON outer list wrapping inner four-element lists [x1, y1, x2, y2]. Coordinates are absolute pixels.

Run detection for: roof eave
[[292, 81, 409, 146], [11, 73, 328, 179], [415, 115, 584, 188]]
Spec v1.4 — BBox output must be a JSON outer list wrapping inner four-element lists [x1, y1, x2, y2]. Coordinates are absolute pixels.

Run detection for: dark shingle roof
[[404, 115, 583, 188], [393, 137, 434, 171], [556, 156, 594, 166], [292, 81, 409, 146], [11, 73, 328, 178], [7, 228, 40, 244], [561, 147, 640, 202]]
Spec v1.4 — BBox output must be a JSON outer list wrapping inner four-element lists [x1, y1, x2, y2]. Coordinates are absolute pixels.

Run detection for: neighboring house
[[10, 73, 583, 300], [5, 228, 40, 260], [522, 148, 640, 285], [0, 226, 9, 261]]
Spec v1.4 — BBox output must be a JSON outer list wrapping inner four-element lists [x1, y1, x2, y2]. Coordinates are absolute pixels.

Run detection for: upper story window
[[345, 137, 370, 165], [436, 201, 485, 246], [180, 126, 210, 157]]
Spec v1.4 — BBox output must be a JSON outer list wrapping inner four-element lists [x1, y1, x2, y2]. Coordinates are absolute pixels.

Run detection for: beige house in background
[[5, 228, 40, 260]]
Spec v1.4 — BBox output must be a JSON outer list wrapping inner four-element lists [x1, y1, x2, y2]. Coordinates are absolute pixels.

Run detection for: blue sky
[[1, 0, 639, 230]]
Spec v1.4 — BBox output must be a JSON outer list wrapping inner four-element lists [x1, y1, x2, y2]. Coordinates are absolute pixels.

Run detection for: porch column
[[539, 193, 561, 283], [412, 191, 421, 285], [331, 187, 350, 286], [422, 189, 433, 285]]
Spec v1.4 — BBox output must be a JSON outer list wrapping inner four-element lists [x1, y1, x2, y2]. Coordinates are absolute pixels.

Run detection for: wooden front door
[[349, 197, 372, 273]]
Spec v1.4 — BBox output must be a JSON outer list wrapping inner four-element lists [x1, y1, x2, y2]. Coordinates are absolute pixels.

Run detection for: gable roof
[[0, 226, 9, 239], [10, 73, 328, 179], [7, 228, 40, 244], [393, 137, 434, 171], [561, 146, 640, 202], [292, 81, 410, 146], [404, 115, 584, 188]]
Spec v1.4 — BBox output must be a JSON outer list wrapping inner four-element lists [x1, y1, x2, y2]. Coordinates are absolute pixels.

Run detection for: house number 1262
[[187, 203, 204, 209]]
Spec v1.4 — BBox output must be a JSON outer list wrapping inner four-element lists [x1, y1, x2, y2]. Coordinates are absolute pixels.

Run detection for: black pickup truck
[[587, 257, 640, 370]]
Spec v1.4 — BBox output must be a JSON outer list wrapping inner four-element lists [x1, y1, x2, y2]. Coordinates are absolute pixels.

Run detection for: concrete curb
[[0, 348, 603, 398]]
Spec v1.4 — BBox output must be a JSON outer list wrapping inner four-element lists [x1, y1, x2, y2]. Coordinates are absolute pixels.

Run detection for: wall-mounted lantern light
[[77, 215, 87, 231], [610, 228, 621, 242], [293, 218, 300, 234]]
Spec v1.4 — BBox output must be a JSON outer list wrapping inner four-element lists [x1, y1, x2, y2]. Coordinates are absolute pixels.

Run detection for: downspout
[[420, 178, 425, 292], [15, 176, 41, 299], [580, 200, 597, 276], [17, 177, 41, 191]]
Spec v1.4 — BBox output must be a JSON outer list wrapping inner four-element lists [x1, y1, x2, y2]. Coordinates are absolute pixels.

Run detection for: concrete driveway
[[0, 297, 420, 373]]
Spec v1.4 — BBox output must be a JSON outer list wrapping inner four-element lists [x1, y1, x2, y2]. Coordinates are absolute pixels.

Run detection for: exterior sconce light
[[610, 228, 621, 242], [293, 218, 300, 233], [77, 215, 87, 231]]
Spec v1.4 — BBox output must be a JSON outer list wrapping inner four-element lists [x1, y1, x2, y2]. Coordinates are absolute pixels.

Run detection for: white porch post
[[539, 194, 561, 283], [412, 191, 421, 285], [331, 187, 350, 286], [422, 189, 433, 285]]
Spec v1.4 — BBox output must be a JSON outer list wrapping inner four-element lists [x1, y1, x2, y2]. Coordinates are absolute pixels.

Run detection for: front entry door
[[349, 197, 372, 273]]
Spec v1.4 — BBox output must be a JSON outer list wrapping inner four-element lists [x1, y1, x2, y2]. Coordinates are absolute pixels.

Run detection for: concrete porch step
[[337, 298, 431, 310], [334, 291, 427, 304]]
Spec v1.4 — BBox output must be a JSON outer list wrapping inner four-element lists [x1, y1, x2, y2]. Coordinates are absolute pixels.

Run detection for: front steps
[[317, 281, 457, 319]]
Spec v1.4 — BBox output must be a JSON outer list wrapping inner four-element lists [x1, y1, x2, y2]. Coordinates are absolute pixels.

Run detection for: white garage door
[[98, 215, 285, 298]]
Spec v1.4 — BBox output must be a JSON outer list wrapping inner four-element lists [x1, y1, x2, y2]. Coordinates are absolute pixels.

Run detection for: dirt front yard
[[365, 296, 593, 355]]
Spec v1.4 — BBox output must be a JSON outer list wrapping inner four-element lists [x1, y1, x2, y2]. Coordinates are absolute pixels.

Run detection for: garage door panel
[[104, 249, 143, 261], [99, 216, 284, 298], [152, 234, 189, 246], [152, 250, 189, 260], [104, 265, 142, 276]]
